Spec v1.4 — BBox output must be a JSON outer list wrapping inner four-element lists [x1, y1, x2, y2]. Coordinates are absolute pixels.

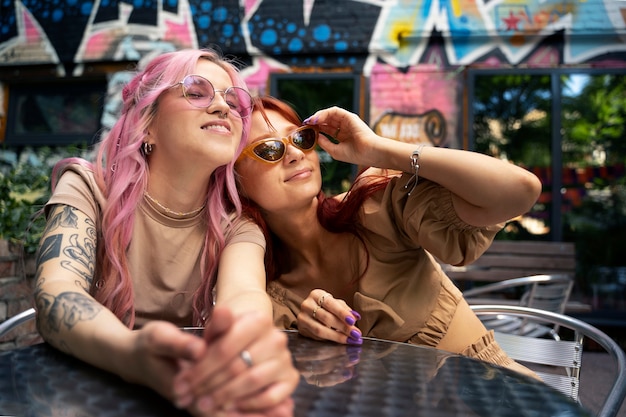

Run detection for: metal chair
[[0, 307, 36, 338], [471, 305, 626, 417], [463, 274, 574, 339]]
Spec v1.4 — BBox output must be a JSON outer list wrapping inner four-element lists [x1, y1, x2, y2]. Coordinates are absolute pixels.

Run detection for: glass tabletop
[[287, 331, 590, 417], [0, 331, 591, 417]]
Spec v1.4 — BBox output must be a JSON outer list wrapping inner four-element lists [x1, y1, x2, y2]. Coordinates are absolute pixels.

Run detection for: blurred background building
[[1, 0, 624, 334]]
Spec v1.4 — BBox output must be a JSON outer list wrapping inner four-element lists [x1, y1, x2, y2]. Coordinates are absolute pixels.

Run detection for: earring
[[142, 142, 153, 156]]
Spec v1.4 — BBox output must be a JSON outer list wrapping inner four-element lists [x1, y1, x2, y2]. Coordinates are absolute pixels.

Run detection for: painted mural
[[3, 0, 626, 68], [1, 0, 626, 145]]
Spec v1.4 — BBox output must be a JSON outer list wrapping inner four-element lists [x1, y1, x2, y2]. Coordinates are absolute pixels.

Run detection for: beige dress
[[269, 173, 534, 376], [46, 163, 265, 327]]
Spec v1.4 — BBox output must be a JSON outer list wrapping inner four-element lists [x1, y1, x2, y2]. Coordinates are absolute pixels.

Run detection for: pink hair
[[52, 49, 250, 327]]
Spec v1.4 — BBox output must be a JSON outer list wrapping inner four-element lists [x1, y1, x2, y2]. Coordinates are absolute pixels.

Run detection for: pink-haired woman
[[34, 50, 297, 417]]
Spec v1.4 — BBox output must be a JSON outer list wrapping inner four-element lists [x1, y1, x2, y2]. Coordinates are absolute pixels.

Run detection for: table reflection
[[288, 332, 590, 417], [0, 331, 590, 417]]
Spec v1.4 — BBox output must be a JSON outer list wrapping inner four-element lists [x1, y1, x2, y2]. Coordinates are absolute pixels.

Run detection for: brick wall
[[0, 239, 41, 351]]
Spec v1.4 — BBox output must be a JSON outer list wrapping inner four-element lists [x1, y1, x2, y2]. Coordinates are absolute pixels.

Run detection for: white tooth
[[203, 124, 229, 132]]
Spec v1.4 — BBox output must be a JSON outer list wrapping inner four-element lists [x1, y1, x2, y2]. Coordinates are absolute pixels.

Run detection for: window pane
[[7, 83, 104, 146], [561, 73, 626, 309], [473, 74, 552, 240]]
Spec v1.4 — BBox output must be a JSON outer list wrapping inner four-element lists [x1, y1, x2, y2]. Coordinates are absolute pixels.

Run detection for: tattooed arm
[[34, 205, 105, 351], [34, 205, 207, 405]]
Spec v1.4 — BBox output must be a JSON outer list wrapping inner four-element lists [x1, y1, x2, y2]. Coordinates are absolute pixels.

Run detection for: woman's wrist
[[373, 139, 424, 174], [404, 144, 425, 195]]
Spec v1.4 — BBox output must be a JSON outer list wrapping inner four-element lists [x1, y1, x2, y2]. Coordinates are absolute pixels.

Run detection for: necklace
[[144, 192, 206, 217]]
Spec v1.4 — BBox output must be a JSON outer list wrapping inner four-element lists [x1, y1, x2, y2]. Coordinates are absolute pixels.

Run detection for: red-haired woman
[[236, 96, 542, 379]]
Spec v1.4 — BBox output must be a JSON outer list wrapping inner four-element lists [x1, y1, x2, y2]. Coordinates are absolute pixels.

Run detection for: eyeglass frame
[[239, 125, 319, 163], [171, 74, 254, 118]]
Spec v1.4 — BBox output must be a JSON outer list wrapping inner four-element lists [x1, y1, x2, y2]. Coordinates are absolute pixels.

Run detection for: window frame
[[269, 72, 364, 118], [466, 67, 626, 241], [5, 79, 106, 147]]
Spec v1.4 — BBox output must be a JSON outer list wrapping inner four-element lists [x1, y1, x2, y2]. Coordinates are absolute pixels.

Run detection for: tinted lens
[[291, 127, 317, 150], [253, 140, 286, 162], [225, 87, 253, 118], [182, 76, 214, 107]]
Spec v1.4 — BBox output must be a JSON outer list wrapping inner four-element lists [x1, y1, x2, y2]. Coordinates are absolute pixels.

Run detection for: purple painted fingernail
[[345, 315, 355, 325], [349, 310, 360, 320], [347, 336, 363, 346], [303, 117, 312, 124], [350, 329, 361, 339]]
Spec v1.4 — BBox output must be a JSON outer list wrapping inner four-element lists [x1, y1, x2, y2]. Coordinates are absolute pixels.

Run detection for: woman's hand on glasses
[[303, 106, 384, 168]]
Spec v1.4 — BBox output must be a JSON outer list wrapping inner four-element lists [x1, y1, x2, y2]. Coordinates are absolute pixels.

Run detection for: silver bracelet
[[404, 144, 425, 196]]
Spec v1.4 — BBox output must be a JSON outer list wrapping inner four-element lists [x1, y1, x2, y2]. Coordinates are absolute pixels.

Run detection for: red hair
[[240, 96, 391, 283]]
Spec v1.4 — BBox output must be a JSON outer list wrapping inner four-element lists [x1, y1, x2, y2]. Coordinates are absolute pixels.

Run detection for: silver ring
[[312, 305, 321, 320], [240, 350, 253, 368], [318, 293, 327, 307]]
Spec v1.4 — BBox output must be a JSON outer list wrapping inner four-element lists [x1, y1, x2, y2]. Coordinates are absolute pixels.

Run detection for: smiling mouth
[[286, 169, 311, 181], [201, 124, 230, 133]]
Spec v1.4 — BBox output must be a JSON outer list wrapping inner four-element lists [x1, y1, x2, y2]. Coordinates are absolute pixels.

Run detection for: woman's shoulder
[[223, 214, 266, 249], [47, 159, 102, 220], [53, 159, 98, 188]]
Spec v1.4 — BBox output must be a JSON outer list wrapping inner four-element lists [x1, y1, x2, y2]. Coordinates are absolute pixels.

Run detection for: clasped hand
[[130, 306, 298, 417]]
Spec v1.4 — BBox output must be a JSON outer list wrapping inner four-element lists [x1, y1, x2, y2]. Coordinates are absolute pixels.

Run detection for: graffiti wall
[[1, 0, 626, 146], [3, 1, 626, 68]]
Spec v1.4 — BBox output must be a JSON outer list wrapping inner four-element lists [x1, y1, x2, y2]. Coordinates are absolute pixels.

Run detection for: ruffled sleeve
[[362, 173, 503, 267]]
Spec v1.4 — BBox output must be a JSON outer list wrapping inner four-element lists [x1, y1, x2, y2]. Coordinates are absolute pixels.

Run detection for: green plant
[[1, 158, 49, 255], [0, 146, 89, 254]]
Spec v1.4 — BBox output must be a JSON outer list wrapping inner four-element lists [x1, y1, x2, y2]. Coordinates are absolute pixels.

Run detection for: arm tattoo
[[34, 278, 103, 354], [36, 205, 97, 289], [43, 205, 79, 234], [61, 224, 96, 288], [35, 289, 103, 333], [36, 234, 63, 266]]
